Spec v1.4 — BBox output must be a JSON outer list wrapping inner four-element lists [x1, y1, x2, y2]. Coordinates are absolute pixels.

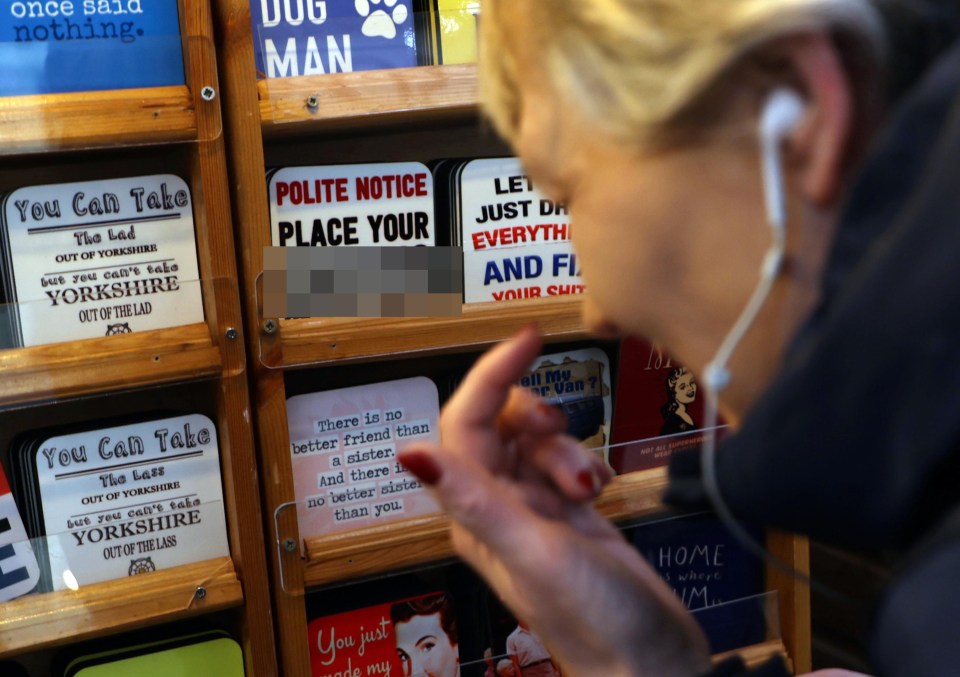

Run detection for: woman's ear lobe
[[784, 33, 855, 207]]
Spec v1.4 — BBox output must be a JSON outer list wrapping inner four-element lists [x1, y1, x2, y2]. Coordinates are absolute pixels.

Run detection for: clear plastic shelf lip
[[0, 276, 242, 408], [0, 276, 211, 351], [0, 498, 230, 603], [0, 35, 222, 155]]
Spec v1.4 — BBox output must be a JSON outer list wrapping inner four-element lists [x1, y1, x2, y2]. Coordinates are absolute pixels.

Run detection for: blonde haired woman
[[400, 1, 960, 676]]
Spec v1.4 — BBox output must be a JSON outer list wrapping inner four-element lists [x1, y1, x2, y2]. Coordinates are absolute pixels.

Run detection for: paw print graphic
[[355, 0, 408, 40]]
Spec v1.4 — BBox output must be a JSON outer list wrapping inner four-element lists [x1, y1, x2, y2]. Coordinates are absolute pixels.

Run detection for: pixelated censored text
[[262, 247, 463, 318]]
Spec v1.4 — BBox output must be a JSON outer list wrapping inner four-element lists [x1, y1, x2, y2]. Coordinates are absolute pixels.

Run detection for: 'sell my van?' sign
[[251, 0, 418, 78], [0, 0, 184, 96]]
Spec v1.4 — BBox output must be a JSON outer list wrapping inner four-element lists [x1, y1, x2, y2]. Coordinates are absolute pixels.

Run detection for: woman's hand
[[398, 327, 712, 677]]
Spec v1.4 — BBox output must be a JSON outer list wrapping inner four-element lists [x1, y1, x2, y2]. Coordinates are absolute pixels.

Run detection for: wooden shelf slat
[[300, 468, 669, 588], [0, 322, 221, 406], [715, 639, 790, 671], [0, 556, 242, 657], [0, 86, 198, 155], [258, 64, 478, 132], [264, 296, 587, 368]]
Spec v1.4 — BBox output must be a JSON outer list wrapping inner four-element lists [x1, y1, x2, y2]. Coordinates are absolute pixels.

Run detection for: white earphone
[[760, 88, 806, 250], [698, 88, 808, 583], [702, 87, 806, 394]]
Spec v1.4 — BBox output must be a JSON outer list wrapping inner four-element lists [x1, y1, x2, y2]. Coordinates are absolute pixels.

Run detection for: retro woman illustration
[[659, 367, 698, 436], [392, 594, 460, 677]]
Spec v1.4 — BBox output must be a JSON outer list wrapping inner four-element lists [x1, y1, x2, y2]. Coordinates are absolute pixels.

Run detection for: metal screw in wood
[[201, 86, 216, 101], [263, 319, 278, 335], [195, 585, 207, 601], [225, 327, 239, 340], [283, 538, 297, 553], [306, 95, 320, 111]]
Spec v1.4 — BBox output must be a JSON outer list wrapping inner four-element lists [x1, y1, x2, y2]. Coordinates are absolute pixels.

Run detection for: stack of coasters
[[624, 514, 766, 653], [308, 591, 457, 676], [287, 377, 440, 537], [0, 662, 27, 677], [268, 162, 438, 247], [430, 0, 479, 64], [251, 0, 435, 78], [0, 175, 204, 348], [0, 462, 40, 601], [9, 414, 229, 591], [436, 157, 578, 303], [61, 630, 243, 676], [0, 0, 184, 96], [520, 347, 612, 460], [609, 338, 723, 474]]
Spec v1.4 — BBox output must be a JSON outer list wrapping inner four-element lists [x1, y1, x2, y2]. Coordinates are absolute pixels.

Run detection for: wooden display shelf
[[0, 323, 221, 406], [716, 639, 791, 671], [262, 296, 587, 368], [300, 468, 669, 588], [258, 64, 478, 133], [0, 86, 199, 155], [0, 556, 241, 658]]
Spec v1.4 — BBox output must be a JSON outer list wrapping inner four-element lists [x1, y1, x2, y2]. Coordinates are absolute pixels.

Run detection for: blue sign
[[625, 515, 766, 653], [251, 0, 419, 78], [0, 0, 184, 96]]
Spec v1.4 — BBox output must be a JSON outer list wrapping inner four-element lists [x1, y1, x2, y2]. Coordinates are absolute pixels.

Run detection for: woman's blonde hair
[[479, 0, 887, 145]]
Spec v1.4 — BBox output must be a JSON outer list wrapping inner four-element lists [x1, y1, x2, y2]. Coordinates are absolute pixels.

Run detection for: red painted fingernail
[[577, 469, 600, 495], [400, 451, 443, 487]]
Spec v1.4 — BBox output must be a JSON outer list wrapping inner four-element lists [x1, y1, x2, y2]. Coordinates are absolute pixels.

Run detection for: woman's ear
[[782, 32, 855, 207]]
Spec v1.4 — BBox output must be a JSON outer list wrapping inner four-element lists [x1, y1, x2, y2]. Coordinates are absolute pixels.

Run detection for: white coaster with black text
[[458, 158, 579, 303], [1, 175, 204, 346], [268, 163, 436, 247], [32, 414, 229, 590]]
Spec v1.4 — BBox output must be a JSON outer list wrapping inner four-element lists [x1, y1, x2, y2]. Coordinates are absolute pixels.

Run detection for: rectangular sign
[[521, 347, 612, 461], [308, 592, 457, 677], [251, 0, 418, 78], [625, 515, 765, 653], [435, 0, 478, 64], [459, 158, 579, 303], [0, 0, 184, 96], [2, 175, 204, 346], [34, 414, 229, 589], [0, 464, 40, 601], [269, 163, 436, 248], [609, 339, 723, 473], [287, 377, 440, 537]]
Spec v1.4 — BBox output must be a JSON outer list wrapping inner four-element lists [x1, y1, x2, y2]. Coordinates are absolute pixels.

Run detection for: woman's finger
[[399, 442, 548, 556], [495, 385, 569, 441], [516, 433, 610, 501], [440, 326, 543, 464]]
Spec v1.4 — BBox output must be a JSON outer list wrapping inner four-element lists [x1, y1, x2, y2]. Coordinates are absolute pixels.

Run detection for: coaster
[[25, 414, 229, 590], [252, 0, 423, 77], [521, 347, 612, 460], [269, 162, 436, 247], [458, 158, 579, 303], [1, 175, 203, 346], [0, 0, 184, 96], [0, 462, 40, 601], [287, 376, 441, 536]]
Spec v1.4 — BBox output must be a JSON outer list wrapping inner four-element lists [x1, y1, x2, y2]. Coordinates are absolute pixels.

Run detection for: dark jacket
[[668, 36, 960, 677]]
